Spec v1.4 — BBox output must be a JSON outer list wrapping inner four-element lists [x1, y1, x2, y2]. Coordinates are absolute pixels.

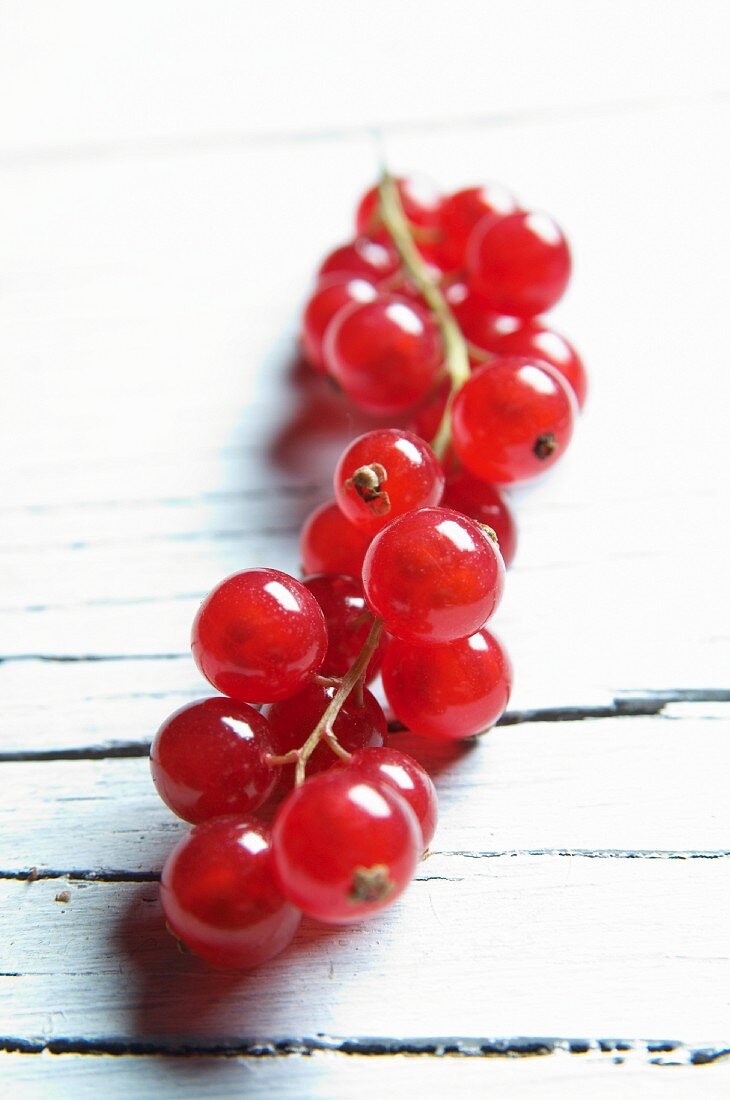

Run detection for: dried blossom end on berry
[[346, 463, 391, 516], [534, 433, 558, 459], [348, 864, 395, 904]]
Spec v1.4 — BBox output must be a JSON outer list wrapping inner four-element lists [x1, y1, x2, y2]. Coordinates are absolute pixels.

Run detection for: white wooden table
[[1, 3, 729, 1095]]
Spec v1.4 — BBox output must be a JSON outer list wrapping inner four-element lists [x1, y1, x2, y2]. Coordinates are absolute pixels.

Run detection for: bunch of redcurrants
[[150, 173, 585, 970]]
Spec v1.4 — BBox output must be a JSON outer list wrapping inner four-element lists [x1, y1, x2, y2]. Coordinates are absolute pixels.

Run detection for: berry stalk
[[294, 615, 384, 786], [376, 172, 470, 459]]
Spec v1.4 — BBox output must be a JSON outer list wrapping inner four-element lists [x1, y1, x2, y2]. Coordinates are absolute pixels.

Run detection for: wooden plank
[[1, 2, 727, 156], [2, 1050, 729, 1100], [2, 709, 729, 873], [2, 858, 729, 1042]]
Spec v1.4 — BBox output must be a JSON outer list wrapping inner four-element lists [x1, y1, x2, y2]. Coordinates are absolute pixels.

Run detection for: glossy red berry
[[452, 357, 576, 484], [301, 275, 378, 372], [475, 317, 587, 409], [272, 770, 421, 923], [356, 175, 440, 238], [191, 568, 327, 703], [467, 211, 571, 317], [442, 472, 517, 568], [263, 683, 386, 785], [161, 817, 301, 969], [446, 281, 501, 345], [324, 296, 443, 414], [448, 290, 587, 409], [299, 500, 372, 578], [410, 377, 451, 442], [302, 574, 387, 681], [362, 507, 505, 644], [437, 184, 520, 271], [348, 747, 438, 849], [383, 627, 512, 740], [334, 428, 445, 535], [150, 697, 277, 824], [318, 238, 400, 285]]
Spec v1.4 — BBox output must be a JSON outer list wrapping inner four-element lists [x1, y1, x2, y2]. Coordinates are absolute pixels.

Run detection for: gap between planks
[[0, 1035, 728, 1065], [2, 851, 730, 884], [1, 689, 728, 762]]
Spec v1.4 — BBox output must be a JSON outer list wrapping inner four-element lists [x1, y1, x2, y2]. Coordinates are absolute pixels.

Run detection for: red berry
[[448, 290, 587, 409], [150, 698, 277, 824], [301, 275, 377, 372], [302, 574, 387, 681], [161, 817, 301, 969], [272, 770, 421, 923], [356, 175, 440, 238], [467, 211, 571, 317], [348, 747, 438, 849], [477, 318, 587, 409], [334, 428, 444, 535], [191, 568, 327, 703], [263, 683, 386, 786], [442, 472, 517, 568], [318, 238, 400, 285], [437, 184, 520, 271], [447, 280, 501, 347], [362, 507, 505, 644], [452, 357, 576, 484], [410, 377, 451, 442], [383, 627, 512, 740], [299, 500, 372, 578], [324, 296, 443, 414]]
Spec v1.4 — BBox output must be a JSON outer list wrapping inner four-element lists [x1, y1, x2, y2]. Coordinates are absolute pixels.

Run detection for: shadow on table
[[114, 881, 362, 1048], [111, 344, 485, 1078], [264, 351, 392, 488]]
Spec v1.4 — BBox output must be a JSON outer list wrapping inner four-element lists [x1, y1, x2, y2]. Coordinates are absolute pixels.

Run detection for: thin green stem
[[294, 616, 384, 786], [377, 172, 471, 460]]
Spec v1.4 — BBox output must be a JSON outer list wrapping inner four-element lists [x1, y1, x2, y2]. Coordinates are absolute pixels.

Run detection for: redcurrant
[[301, 274, 377, 372], [318, 238, 400, 285], [467, 211, 571, 317], [324, 296, 443, 414], [437, 184, 520, 271], [362, 507, 505, 643], [191, 568, 327, 703], [150, 697, 277, 824], [161, 817, 301, 969], [442, 472, 517, 568], [478, 318, 587, 409], [272, 770, 421, 923], [263, 683, 386, 786], [299, 500, 372, 578], [410, 377, 451, 442], [383, 627, 512, 740], [334, 428, 444, 535], [448, 290, 587, 409], [348, 746, 438, 849], [451, 357, 576, 484], [302, 574, 387, 681]]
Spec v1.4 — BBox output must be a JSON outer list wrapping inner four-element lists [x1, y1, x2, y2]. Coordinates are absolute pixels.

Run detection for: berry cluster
[[150, 172, 585, 970]]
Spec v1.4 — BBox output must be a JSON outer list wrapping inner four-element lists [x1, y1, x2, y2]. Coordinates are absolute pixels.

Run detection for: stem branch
[[294, 616, 384, 786], [377, 172, 471, 460]]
